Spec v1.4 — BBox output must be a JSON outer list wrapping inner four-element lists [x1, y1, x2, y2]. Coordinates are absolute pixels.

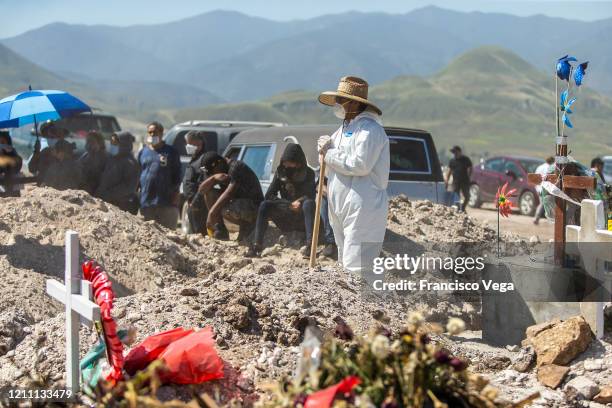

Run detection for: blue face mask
[[109, 145, 120, 156]]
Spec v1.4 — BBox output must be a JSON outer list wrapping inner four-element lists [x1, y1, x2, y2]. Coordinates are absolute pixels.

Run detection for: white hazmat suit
[[324, 111, 390, 275]]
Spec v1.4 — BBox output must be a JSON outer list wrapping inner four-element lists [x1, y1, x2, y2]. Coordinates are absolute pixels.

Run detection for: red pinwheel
[[495, 182, 517, 218], [82, 260, 124, 382]]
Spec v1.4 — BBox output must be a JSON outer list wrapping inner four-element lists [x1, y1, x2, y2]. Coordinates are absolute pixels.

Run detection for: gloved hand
[[34, 139, 41, 153], [318, 135, 332, 155]]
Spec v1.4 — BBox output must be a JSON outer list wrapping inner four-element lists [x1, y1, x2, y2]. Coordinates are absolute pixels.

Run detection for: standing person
[[246, 143, 316, 258], [0, 131, 23, 197], [317, 76, 390, 275], [138, 121, 181, 229], [533, 156, 554, 225], [96, 132, 140, 214], [445, 146, 473, 212], [198, 152, 263, 241], [40, 139, 82, 190], [590, 157, 609, 214], [182, 130, 208, 234], [78, 131, 108, 195], [28, 120, 62, 179]]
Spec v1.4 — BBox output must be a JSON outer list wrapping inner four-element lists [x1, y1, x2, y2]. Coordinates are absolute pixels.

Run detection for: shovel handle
[[309, 156, 327, 268]]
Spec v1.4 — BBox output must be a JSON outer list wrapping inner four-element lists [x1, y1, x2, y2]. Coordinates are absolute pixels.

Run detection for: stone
[[224, 304, 250, 330], [565, 377, 600, 401], [593, 385, 612, 404], [506, 344, 519, 352], [583, 359, 603, 371], [511, 346, 536, 373], [525, 319, 561, 342], [258, 264, 276, 275], [180, 288, 199, 297], [537, 364, 570, 389], [127, 312, 142, 322], [530, 316, 592, 366]]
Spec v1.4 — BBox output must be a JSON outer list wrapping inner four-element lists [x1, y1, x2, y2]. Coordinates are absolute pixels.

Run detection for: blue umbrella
[[0, 88, 91, 132]]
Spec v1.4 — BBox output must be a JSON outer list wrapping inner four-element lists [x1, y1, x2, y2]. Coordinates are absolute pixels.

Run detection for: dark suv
[[469, 155, 544, 216]]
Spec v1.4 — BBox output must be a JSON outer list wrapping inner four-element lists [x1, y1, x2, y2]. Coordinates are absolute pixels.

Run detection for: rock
[[594, 385, 612, 404], [511, 346, 536, 372], [223, 304, 250, 330], [258, 264, 276, 275], [565, 377, 600, 400], [530, 316, 592, 366], [529, 235, 540, 243], [525, 319, 561, 342], [180, 288, 199, 297], [261, 244, 282, 257], [537, 364, 570, 389], [127, 312, 142, 322], [583, 359, 603, 371], [506, 344, 519, 352]]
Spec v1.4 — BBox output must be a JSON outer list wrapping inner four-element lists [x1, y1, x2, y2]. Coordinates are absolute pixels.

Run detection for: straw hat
[[318, 76, 382, 115]]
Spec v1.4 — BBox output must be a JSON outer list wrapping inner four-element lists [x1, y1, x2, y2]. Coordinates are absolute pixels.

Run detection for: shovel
[[309, 155, 326, 267]]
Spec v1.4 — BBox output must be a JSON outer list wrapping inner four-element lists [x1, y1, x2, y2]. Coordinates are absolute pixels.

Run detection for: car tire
[[180, 201, 193, 235], [519, 191, 536, 216], [468, 184, 482, 208]]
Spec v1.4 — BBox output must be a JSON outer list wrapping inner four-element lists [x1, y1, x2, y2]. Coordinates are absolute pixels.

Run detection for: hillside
[[3, 7, 612, 99], [0, 43, 220, 124], [164, 47, 612, 163]]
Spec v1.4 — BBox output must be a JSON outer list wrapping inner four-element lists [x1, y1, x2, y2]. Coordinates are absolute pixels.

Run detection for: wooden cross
[[46, 231, 100, 392], [527, 137, 595, 265]]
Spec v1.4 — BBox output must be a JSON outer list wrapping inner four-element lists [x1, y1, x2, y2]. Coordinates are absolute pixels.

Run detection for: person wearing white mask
[[137, 121, 181, 228], [317, 76, 390, 275], [181, 130, 208, 234]]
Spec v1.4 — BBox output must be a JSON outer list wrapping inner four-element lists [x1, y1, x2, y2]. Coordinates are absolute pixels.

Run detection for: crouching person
[[246, 143, 316, 258], [198, 152, 263, 241]]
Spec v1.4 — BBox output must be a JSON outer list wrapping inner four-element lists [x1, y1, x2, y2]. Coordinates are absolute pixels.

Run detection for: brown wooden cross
[[528, 157, 595, 265]]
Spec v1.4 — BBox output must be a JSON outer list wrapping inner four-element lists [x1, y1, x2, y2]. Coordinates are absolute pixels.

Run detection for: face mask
[[333, 103, 346, 119], [147, 136, 160, 145], [185, 144, 198, 156], [109, 145, 120, 156]]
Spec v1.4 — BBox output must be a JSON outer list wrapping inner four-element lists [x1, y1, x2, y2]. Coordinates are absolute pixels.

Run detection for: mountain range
[[3, 7, 612, 101], [157, 47, 612, 163]]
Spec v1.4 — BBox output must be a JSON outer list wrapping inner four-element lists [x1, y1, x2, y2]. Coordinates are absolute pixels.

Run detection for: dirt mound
[[0, 186, 235, 325]]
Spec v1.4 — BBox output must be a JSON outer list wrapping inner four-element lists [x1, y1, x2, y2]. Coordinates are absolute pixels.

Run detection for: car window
[[602, 159, 612, 182], [173, 131, 189, 155], [389, 137, 431, 174], [518, 159, 544, 174], [504, 160, 523, 176], [242, 145, 274, 180], [225, 146, 242, 161], [484, 158, 504, 173], [99, 117, 120, 133]]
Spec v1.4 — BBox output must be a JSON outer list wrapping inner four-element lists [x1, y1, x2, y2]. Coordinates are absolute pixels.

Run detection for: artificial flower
[[495, 182, 517, 217], [574, 61, 588, 86], [556, 55, 577, 81]]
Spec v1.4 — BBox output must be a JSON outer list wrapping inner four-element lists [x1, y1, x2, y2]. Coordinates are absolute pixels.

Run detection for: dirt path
[[467, 204, 554, 242]]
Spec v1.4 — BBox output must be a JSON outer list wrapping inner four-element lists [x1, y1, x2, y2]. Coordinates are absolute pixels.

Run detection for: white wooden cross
[[566, 200, 612, 339], [46, 230, 100, 392]]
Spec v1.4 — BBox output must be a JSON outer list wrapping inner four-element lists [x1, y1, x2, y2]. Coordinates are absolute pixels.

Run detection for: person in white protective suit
[[317, 76, 390, 275]]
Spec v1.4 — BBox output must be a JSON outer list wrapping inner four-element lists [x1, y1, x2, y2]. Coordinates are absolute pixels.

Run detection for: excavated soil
[[4, 187, 608, 407]]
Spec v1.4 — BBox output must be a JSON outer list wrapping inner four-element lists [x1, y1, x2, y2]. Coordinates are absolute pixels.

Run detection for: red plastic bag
[[304, 376, 360, 408], [124, 327, 193, 375], [158, 327, 224, 384]]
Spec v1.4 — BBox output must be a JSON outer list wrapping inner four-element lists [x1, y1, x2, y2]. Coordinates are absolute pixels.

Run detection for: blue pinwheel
[[574, 62, 588, 87], [556, 55, 577, 81], [0, 89, 90, 130], [560, 90, 576, 114]]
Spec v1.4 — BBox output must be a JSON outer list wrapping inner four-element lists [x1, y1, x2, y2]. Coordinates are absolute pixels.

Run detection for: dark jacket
[[96, 145, 140, 213], [41, 158, 82, 191], [265, 143, 315, 202], [78, 150, 109, 195], [183, 151, 206, 204], [0, 134, 23, 197], [138, 143, 181, 209]]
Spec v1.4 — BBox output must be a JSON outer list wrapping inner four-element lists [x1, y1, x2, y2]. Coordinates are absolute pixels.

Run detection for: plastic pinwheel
[[574, 62, 588, 87], [560, 89, 576, 128], [495, 182, 517, 218], [555, 54, 589, 136], [556, 55, 577, 81]]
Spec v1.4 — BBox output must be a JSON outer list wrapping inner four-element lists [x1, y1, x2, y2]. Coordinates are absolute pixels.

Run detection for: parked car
[[164, 120, 285, 234], [10, 112, 122, 160], [222, 125, 452, 204], [602, 155, 612, 184], [469, 155, 544, 216]]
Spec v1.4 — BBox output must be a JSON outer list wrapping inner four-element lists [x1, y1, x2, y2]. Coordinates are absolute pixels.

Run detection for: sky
[[1, 0, 611, 38]]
